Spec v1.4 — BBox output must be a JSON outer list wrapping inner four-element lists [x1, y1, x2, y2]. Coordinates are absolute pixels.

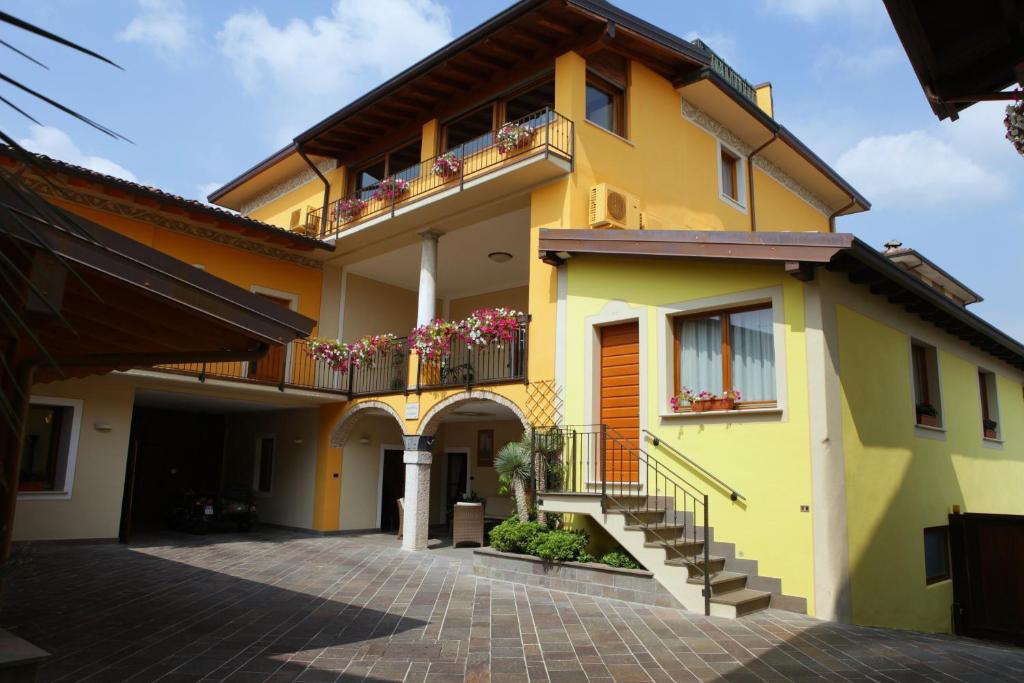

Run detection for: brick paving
[[3, 529, 1024, 682]]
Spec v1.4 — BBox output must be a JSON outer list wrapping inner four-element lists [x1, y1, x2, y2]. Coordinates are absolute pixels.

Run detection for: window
[[351, 138, 422, 200], [673, 304, 776, 407], [586, 77, 624, 136], [503, 79, 555, 124], [911, 342, 942, 427], [721, 148, 740, 201], [254, 436, 274, 495], [979, 370, 1000, 440], [923, 526, 950, 584], [444, 105, 495, 155], [19, 400, 79, 494]]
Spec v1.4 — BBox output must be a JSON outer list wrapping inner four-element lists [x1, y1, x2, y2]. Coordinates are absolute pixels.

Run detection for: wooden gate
[[949, 512, 1024, 644]]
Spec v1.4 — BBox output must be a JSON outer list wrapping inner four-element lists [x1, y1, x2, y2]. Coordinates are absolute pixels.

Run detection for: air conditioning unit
[[589, 183, 640, 229]]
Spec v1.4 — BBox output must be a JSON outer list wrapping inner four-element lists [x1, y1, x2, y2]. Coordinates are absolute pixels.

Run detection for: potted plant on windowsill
[[916, 402, 940, 427], [983, 419, 999, 439], [670, 388, 742, 413]]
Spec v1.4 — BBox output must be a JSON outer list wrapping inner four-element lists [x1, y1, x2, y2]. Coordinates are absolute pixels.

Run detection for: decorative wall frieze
[[238, 158, 338, 216], [680, 98, 833, 216], [27, 178, 324, 270]]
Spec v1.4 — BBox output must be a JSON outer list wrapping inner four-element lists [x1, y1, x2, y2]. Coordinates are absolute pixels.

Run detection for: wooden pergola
[[0, 183, 315, 561], [884, 0, 1024, 120]]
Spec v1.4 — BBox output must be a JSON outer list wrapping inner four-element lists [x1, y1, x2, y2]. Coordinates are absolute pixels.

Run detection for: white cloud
[[19, 125, 137, 182], [835, 130, 1008, 207], [761, 0, 878, 22], [684, 30, 739, 66], [814, 44, 902, 77], [217, 0, 452, 98], [118, 0, 196, 58]]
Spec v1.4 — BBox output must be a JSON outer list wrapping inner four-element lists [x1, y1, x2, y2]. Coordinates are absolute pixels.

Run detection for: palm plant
[[495, 435, 532, 523]]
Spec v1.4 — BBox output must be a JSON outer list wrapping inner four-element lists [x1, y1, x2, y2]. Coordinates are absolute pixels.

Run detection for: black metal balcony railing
[[152, 339, 349, 394], [416, 317, 529, 391], [306, 108, 573, 239], [347, 337, 409, 397], [691, 39, 758, 105]]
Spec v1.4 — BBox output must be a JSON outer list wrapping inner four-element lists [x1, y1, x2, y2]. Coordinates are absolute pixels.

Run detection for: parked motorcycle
[[169, 487, 258, 533]]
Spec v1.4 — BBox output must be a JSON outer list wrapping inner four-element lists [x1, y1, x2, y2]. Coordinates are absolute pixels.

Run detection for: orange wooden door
[[250, 293, 290, 383], [600, 322, 639, 482]]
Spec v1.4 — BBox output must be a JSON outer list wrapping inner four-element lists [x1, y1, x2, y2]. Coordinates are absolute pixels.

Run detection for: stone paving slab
[[2, 529, 1023, 682]]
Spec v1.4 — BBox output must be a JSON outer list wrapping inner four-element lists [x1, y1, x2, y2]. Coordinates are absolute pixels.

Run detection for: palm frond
[[0, 73, 131, 142], [0, 11, 122, 69], [0, 40, 48, 69]]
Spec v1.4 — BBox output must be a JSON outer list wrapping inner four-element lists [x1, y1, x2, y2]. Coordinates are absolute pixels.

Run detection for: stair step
[[608, 509, 665, 524], [665, 554, 726, 577], [709, 588, 772, 617], [687, 571, 747, 595], [644, 537, 704, 551]]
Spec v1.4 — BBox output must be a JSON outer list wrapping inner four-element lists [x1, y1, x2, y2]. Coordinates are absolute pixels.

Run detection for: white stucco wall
[[14, 375, 135, 541]]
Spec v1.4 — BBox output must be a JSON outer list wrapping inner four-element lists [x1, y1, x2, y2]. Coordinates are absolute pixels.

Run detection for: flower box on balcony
[[496, 123, 534, 154], [333, 197, 366, 223], [431, 152, 461, 180]]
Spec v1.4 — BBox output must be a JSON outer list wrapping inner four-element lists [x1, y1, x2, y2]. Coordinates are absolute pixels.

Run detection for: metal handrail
[[535, 424, 712, 616], [642, 428, 745, 502]]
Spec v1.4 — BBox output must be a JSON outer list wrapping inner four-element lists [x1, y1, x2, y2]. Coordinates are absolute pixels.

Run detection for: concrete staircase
[[539, 491, 794, 619]]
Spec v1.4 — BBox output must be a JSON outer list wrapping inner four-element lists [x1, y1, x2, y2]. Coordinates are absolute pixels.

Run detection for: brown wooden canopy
[[1, 183, 315, 382], [884, 0, 1024, 120]]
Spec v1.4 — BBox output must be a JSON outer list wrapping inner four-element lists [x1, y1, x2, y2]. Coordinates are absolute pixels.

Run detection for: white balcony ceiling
[[346, 207, 530, 299]]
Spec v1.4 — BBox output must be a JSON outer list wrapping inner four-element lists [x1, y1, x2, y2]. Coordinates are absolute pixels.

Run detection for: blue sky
[[3, 0, 1021, 339]]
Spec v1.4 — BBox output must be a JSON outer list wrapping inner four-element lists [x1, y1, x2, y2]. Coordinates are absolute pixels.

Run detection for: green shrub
[[489, 518, 545, 553], [527, 529, 589, 563], [576, 550, 596, 564], [601, 550, 641, 569]]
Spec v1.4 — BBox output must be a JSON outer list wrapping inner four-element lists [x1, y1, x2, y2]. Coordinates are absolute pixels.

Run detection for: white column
[[417, 230, 439, 326]]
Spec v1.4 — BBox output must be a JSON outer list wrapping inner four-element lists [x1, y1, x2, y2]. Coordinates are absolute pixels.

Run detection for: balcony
[[416, 316, 529, 391], [305, 109, 573, 243], [151, 339, 348, 395]]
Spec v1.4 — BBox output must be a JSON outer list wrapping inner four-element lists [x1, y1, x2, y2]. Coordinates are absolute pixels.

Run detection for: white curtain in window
[[679, 316, 722, 394], [730, 308, 776, 401]]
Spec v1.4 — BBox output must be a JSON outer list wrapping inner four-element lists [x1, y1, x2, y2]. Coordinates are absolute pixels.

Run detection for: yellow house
[[15, 0, 1023, 634]]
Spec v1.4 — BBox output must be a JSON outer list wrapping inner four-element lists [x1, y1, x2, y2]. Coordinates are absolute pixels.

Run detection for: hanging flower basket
[[1005, 93, 1024, 156], [431, 151, 462, 179], [670, 388, 742, 413], [408, 319, 458, 362], [496, 122, 534, 154], [458, 308, 523, 347], [333, 197, 366, 223], [306, 333, 397, 374], [371, 176, 409, 202]]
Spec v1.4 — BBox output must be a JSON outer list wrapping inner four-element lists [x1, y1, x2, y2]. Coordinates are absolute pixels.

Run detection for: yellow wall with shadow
[[837, 305, 1024, 633]]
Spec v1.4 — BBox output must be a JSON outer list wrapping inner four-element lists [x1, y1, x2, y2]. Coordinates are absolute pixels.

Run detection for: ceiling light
[[488, 251, 512, 263]]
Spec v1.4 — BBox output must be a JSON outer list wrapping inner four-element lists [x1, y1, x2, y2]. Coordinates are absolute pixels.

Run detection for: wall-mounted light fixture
[[93, 422, 112, 432], [358, 435, 370, 445]]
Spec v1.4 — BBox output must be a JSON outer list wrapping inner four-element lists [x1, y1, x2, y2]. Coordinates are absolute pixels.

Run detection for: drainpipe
[[298, 148, 330, 238], [746, 134, 777, 232], [828, 196, 856, 233]]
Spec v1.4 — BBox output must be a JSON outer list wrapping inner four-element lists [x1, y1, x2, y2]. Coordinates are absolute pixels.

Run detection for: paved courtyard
[[3, 530, 1023, 683]]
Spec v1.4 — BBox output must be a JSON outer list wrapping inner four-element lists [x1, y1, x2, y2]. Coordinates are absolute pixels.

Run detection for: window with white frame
[[19, 398, 81, 495], [254, 436, 275, 495], [718, 142, 746, 209], [978, 369, 1000, 440], [673, 304, 777, 407]]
